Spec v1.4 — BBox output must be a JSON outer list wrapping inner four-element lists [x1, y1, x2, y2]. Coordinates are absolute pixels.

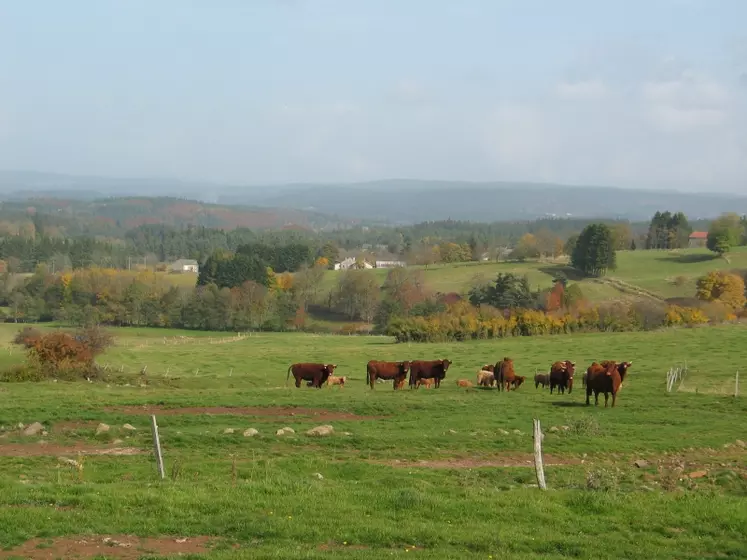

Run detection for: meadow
[[0, 322, 745, 559]]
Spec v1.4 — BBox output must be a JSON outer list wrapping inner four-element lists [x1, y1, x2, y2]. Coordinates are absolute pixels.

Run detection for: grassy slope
[[320, 247, 747, 303], [0, 324, 745, 558]]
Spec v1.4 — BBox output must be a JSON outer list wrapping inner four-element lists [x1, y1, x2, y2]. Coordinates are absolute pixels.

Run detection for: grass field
[[0, 323, 745, 559], [319, 247, 747, 303]]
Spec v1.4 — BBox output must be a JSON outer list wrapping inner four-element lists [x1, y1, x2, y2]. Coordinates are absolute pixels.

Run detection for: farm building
[[333, 257, 373, 270], [171, 258, 199, 273], [688, 231, 708, 248], [375, 260, 407, 268]]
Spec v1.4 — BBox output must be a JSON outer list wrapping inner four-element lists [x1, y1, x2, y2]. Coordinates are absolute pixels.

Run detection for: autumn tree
[[334, 269, 380, 322], [510, 233, 540, 261], [707, 213, 742, 256], [696, 271, 746, 310], [571, 223, 616, 277], [611, 223, 633, 251], [292, 263, 326, 310]]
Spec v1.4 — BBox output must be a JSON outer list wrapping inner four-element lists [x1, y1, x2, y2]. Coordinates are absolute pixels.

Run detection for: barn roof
[[689, 231, 708, 239]]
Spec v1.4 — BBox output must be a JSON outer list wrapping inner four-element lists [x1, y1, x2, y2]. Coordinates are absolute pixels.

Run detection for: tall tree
[[707, 213, 742, 256], [571, 223, 616, 277]]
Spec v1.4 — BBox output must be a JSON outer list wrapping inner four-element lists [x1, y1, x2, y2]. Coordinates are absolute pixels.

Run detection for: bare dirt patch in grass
[[104, 404, 384, 421], [0, 444, 143, 458], [373, 453, 583, 469], [0, 535, 220, 559]]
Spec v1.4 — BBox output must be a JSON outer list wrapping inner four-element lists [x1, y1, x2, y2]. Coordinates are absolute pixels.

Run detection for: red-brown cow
[[366, 360, 411, 390], [286, 362, 337, 388], [549, 360, 576, 394], [495, 357, 518, 391], [585, 360, 633, 407], [409, 359, 452, 389]]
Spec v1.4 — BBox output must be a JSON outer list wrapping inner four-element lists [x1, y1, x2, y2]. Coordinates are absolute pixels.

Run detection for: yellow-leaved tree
[[695, 271, 746, 310]]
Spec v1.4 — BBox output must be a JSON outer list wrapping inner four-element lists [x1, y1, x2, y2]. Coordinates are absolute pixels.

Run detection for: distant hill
[[0, 196, 357, 236], [2, 171, 746, 226], [222, 179, 747, 224]]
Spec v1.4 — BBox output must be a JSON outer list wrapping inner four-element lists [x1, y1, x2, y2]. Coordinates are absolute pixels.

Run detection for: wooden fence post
[[150, 415, 165, 480], [532, 418, 547, 490]]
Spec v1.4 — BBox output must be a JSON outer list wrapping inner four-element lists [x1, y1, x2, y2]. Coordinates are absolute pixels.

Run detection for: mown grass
[[1, 323, 746, 558]]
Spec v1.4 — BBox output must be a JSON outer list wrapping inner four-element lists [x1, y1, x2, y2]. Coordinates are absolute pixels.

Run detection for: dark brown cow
[[494, 357, 518, 391], [511, 375, 526, 389], [286, 362, 337, 388], [585, 360, 633, 407], [534, 373, 550, 389], [409, 359, 452, 388], [549, 360, 576, 394], [366, 360, 411, 390]]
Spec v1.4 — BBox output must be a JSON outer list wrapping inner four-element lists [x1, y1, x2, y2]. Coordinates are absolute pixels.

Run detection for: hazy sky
[[1, 1, 746, 192]]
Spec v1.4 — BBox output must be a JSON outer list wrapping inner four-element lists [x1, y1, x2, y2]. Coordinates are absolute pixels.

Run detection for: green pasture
[[0, 323, 746, 558], [319, 247, 747, 304]]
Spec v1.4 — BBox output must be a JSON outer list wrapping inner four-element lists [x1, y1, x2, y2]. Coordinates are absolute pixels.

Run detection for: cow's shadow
[[549, 401, 587, 408]]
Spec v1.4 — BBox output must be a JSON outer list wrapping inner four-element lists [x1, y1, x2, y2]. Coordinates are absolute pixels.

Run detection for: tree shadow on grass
[[537, 266, 587, 282], [655, 253, 717, 264]]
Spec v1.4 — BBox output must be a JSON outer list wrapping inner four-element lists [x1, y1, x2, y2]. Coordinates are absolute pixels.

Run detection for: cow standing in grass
[[366, 360, 411, 390], [534, 373, 550, 389], [495, 357, 518, 391], [549, 360, 576, 394], [409, 359, 452, 389], [286, 363, 337, 388], [585, 360, 632, 407]]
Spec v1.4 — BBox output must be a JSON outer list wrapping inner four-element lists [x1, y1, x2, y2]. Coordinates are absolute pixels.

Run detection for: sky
[[1, 0, 746, 192]]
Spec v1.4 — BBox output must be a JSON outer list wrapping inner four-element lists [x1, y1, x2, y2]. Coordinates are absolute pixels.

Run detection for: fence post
[[150, 415, 165, 480], [532, 418, 547, 490]]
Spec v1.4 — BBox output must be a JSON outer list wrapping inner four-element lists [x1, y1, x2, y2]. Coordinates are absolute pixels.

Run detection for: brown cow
[[286, 363, 337, 388], [585, 360, 632, 407], [394, 378, 407, 390], [476, 369, 496, 387], [456, 379, 474, 388], [409, 359, 452, 388], [494, 357, 517, 391], [549, 360, 576, 394], [534, 373, 550, 389], [366, 360, 411, 390], [511, 375, 526, 389]]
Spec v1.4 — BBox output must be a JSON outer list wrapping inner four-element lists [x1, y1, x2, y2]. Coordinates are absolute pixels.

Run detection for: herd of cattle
[[286, 358, 633, 407]]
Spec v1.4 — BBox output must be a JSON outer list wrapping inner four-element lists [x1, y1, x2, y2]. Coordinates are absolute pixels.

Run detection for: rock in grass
[[122, 424, 136, 431], [276, 427, 295, 436], [736, 439, 746, 448], [549, 426, 559, 433], [223, 428, 235, 435], [243, 428, 259, 437], [95, 423, 110, 436], [22, 422, 44, 436], [634, 460, 649, 468], [306, 425, 334, 437]]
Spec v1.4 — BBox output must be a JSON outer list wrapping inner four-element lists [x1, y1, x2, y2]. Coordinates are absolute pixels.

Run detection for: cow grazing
[[286, 363, 337, 388], [494, 357, 519, 391], [394, 378, 407, 390], [409, 359, 452, 389], [585, 360, 632, 407], [327, 375, 346, 388], [366, 360, 411, 390], [477, 369, 496, 387], [417, 377, 435, 388], [549, 360, 576, 394], [456, 379, 474, 388], [534, 373, 550, 389]]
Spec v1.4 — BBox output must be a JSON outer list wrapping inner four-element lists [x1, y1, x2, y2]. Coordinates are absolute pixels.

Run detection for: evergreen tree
[[571, 223, 616, 277]]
